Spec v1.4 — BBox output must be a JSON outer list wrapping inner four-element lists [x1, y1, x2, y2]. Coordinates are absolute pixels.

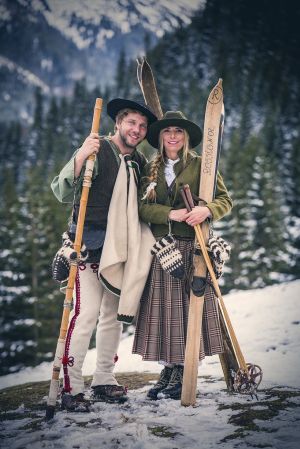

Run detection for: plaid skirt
[[132, 238, 224, 364]]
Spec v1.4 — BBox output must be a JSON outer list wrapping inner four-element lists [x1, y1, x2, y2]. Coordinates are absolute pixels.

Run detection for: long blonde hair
[[142, 129, 190, 202]]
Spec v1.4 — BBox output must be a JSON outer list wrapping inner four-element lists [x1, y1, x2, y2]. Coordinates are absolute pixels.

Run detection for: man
[[51, 99, 156, 411]]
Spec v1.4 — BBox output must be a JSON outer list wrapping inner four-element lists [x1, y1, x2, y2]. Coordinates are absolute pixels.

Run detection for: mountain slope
[[0, 0, 205, 121]]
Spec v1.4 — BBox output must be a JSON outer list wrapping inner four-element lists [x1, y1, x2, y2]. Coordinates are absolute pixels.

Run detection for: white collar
[[166, 157, 180, 166]]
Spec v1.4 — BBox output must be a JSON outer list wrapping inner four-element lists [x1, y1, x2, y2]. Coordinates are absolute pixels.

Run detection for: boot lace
[[167, 365, 183, 388]]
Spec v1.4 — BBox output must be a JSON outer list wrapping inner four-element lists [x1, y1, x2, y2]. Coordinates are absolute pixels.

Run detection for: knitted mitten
[[52, 232, 88, 282], [208, 234, 231, 279], [151, 235, 185, 280]]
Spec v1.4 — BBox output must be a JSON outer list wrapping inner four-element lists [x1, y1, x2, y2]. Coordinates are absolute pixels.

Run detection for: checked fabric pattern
[[151, 234, 185, 280], [133, 238, 224, 364], [52, 232, 88, 282], [208, 233, 231, 279]]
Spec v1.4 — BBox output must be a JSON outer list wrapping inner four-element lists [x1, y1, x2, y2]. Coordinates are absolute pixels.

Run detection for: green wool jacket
[[139, 152, 233, 238]]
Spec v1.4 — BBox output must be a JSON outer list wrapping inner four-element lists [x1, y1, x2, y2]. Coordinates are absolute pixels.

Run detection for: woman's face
[[162, 126, 185, 156]]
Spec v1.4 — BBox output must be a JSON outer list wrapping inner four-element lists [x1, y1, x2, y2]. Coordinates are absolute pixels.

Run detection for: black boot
[[91, 385, 128, 403], [61, 392, 91, 412], [147, 366, 173, 400], [158, 365, 184, 400]]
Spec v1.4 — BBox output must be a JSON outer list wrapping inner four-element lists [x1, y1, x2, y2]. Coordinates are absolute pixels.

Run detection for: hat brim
[[107, 98, 157, 126], [147, 118, 203, 149]]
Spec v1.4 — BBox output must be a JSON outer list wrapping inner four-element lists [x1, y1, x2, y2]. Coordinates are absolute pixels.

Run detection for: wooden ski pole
[[45, 98, 103, 420]]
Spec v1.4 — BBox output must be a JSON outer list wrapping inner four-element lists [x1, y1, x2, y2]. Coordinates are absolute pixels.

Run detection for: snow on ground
[[1, 280, 300, 449], [1, 280, 299, 390]]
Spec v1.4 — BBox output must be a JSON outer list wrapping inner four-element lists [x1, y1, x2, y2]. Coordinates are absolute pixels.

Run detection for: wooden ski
[[181, 80, 228, 406], [137, 57, 163, 119]]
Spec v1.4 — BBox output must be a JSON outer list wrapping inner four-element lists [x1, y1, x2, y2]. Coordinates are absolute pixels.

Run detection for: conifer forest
[[0, 0, 299, 375]]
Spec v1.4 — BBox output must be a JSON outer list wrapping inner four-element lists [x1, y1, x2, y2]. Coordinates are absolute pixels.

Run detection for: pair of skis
[[137, 58, 262, 405]]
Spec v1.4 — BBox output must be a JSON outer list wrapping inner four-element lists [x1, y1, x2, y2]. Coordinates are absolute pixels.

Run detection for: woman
[[132, 111, 233, 400]]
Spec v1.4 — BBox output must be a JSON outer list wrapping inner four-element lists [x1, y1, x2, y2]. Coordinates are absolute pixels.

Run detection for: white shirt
[[164, 158, 180, 186]]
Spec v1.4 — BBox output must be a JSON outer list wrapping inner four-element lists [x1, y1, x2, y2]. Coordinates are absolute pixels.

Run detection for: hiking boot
[[61, 392, 90, 412], [147, 366, 173, 400], [158, 365, 184, 400], [91, 385, 128, 403]]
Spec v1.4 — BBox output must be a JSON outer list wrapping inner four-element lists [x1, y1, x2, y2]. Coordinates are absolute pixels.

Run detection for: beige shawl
[[99, 154, 155, 323]]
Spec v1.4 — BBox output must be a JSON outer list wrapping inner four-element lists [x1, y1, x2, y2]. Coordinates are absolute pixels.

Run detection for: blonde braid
[[142, 153, 163, 201]]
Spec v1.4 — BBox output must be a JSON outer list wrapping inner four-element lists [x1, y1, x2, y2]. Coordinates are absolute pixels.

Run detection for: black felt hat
[[107, 98, 157, 125], [147, 111, 202, 149]]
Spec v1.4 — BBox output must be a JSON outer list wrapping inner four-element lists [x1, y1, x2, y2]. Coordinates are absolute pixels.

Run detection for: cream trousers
[[65, 263, 122, 395]]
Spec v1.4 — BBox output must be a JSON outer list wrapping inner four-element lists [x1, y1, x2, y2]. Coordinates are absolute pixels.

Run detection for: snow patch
[[0, 56, 50, 93], [28, 0, 206, 49]]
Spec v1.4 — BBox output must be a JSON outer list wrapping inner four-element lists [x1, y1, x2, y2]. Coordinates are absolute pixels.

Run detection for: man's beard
[[119, 130, 139, 149]]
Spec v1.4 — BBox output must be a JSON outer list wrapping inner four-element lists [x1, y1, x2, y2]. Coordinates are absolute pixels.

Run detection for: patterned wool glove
[[52, 232, 88, 282], [151, 235, 185, 280], [208, 234, 231, 279]]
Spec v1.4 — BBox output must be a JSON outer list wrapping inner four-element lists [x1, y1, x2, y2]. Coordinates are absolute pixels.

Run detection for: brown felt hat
[[147, 111, 202, 149]]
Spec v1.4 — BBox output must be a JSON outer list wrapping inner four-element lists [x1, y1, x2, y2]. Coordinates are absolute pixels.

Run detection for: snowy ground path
[[1, 377, 300, 449], [1, 281, 300, 448]]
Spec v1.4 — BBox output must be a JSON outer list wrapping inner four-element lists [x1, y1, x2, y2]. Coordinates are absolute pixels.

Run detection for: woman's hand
[[185, 206, 212, 226], [169, 208, 189, 222]]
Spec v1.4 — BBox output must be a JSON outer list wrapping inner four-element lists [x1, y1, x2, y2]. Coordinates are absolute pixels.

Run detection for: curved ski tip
[[217, 78, 223, 87], [143, 58, 152, 70]]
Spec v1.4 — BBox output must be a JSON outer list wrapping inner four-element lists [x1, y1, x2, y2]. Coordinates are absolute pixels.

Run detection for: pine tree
[[115, 49, 128, 98], [0, 122, 23, 188], [24, 165, 71, 365], [69, 80, 92, 149], [220, 131, 257, 290], [246, 138, 292, 287], [29, 87, 45, 164], [43, 96, 73, 173], [0, 170, 37, 374]]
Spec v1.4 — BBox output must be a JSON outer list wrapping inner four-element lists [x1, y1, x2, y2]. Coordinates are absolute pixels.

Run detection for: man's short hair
[[115, 108, 147, 131]]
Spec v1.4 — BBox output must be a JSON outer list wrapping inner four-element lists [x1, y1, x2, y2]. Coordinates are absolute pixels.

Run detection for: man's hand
[[185, 206, 211, 226], [169, 208, 189, 222], [74, 133, 100, 178]]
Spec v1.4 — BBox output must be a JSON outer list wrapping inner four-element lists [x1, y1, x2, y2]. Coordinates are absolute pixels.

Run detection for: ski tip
[[143, 58, 153, 73], [136, 58, 143, 84], [208, 79, 224, 105]]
